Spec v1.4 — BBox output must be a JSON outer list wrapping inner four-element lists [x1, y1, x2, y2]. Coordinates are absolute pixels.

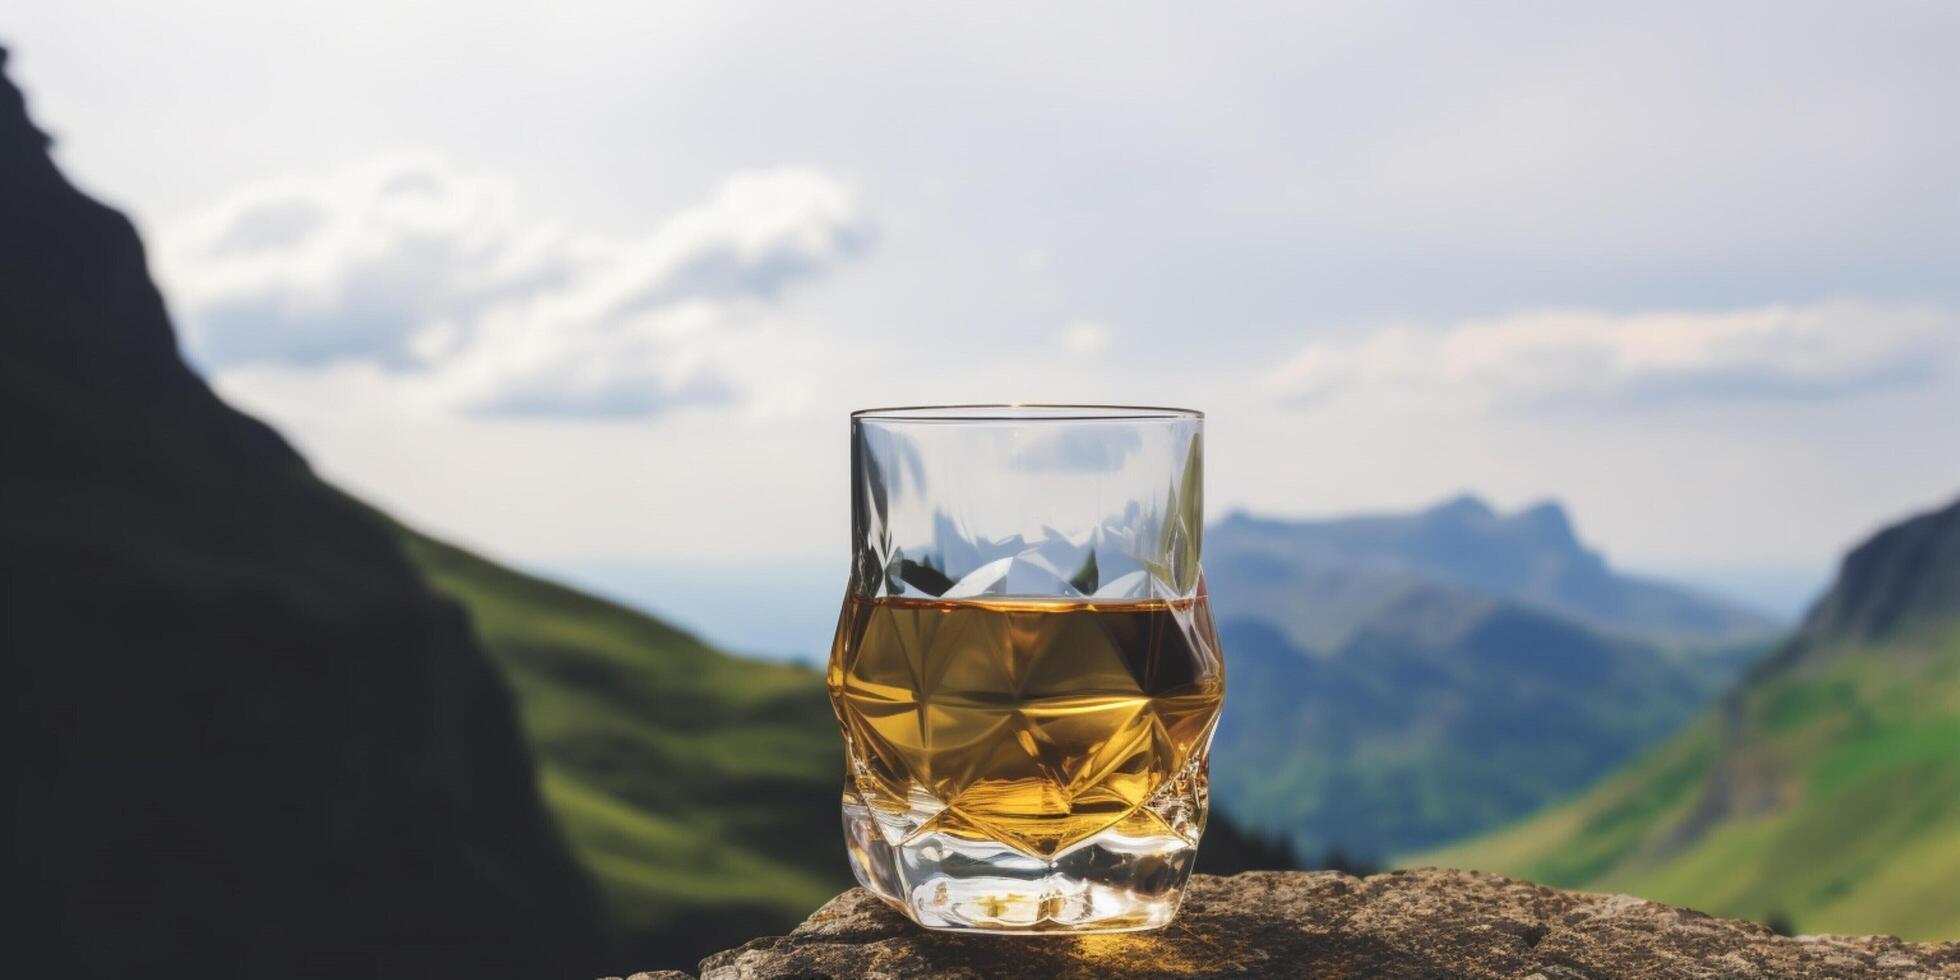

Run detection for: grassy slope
[[397, 530, 851, 947], [1417, 623, 1960, 940], [1210, 604, 1731, 862]]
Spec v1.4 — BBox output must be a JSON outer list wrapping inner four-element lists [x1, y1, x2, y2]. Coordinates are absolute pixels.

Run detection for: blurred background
[[6, 2, 1957, 977]]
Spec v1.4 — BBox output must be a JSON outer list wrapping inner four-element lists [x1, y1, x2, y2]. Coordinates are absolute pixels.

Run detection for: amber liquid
[[828, 595, 1226, 859]]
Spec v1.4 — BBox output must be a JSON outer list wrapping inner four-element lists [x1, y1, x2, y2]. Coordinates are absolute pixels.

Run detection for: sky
[[9, 2, 1959, 656]]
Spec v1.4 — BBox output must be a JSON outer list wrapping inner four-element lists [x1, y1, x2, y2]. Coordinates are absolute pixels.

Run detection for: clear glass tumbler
[[829, 405, 1225, 933]]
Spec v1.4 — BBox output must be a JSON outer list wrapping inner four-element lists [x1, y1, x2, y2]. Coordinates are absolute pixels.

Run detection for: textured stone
[[656, 870, 1959, 979]]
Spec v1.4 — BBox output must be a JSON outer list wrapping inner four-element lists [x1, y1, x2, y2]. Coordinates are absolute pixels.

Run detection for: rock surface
[[616, 870, 1960, 979]]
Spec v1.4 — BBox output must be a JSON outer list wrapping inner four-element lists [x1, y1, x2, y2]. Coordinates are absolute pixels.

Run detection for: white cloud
[[1061, 320, 1114, 354], [161, 156, 871, 416], [26, 0, 1946, 586], [1262, 302, 1958, 412]]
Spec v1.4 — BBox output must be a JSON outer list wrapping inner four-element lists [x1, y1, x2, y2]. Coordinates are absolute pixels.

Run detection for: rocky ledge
[[613, 869, 1959, 979]]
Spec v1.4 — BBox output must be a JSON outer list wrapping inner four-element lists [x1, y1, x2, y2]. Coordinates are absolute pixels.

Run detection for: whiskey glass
[[829, 405, 1224, 933]]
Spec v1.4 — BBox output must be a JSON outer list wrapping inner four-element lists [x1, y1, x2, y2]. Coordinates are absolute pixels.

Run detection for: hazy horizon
[[527, 491, 1842, 665]]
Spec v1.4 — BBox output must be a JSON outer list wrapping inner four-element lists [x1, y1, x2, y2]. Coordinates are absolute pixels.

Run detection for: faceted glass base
[[843, 790, 1197, 933]]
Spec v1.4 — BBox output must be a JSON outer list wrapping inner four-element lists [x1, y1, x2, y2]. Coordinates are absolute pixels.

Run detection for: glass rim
[[851, 403, 1203, 422]]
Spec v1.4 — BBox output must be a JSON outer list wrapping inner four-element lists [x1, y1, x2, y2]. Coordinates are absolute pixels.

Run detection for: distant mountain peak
[[1515, 499, 1579, 549], [1208, 493, 1778, 648], [1425, 493, 1498, 521], [1420, 494, 1578, 550]]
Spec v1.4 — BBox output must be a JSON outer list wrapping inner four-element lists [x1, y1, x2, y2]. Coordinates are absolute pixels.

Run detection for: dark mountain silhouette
[[1211, 494, 1778, 651], [3, 51, 606, 978], [1427, 494, 1960, 940]]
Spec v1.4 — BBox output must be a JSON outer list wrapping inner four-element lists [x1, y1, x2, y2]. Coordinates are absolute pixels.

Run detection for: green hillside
[[396, 531, 853, 959], [1202, 496, 1773, 863], [1420, 497, 1960, 940], [1210, 595, 1738, 861]]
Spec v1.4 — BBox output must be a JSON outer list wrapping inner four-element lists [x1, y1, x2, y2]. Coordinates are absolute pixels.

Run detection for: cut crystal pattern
[[837, 407, 1219, 932], [830, 592, 1223, 930]]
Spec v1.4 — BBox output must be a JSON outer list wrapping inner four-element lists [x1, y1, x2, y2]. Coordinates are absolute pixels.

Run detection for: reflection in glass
[[829, 406, 1224, 933]]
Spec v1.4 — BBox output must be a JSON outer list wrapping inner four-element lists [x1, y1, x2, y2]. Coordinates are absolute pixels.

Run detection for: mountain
[[1201, 496, 1774, 862], [0, 52, 846, 972], [1420, 495, 1960, 940], [1210, 495, 1779, 651], [2, 51, 605, 979]]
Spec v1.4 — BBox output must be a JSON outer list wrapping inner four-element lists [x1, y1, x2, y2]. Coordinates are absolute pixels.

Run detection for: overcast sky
[[8, 2, 1958, 646]]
